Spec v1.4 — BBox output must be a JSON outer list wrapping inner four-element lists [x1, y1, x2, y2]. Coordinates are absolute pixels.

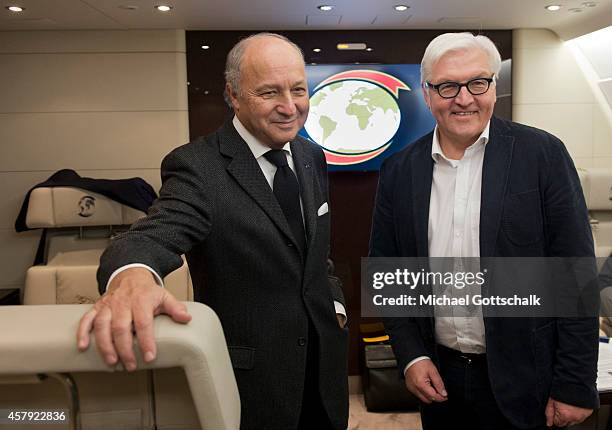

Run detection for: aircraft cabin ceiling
[[0, 0, 610, 40]]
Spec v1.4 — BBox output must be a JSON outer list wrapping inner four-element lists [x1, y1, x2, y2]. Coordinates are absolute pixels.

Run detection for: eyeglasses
[[425, 76, 495, 99]]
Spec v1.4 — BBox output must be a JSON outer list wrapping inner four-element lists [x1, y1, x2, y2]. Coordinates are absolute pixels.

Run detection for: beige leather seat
[[12, 185, 201, 429], [0, 302, 240, 430], [25, 186, 147, 265], [580, 168, 612, 258]]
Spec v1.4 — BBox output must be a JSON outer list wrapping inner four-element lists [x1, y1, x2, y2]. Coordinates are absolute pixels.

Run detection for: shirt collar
[[232, 116, 292, 159], [431, 120, 490, 163]]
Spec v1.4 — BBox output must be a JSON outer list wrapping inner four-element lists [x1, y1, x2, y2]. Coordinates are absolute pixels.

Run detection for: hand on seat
[[76, 267, 192, 371], [405, 359, 448, 404]]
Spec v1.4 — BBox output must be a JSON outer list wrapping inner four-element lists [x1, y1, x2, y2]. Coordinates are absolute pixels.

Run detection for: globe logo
[[304, 70, 410, 165]]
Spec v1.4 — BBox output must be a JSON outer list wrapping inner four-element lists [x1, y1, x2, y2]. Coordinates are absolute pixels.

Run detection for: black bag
[[363, 343, 420, 412]]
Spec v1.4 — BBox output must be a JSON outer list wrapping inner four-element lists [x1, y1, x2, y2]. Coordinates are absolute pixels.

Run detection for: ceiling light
[[201, 45, 210, 50], [337, 43, 367, 50], [313, 48, 322, 52], [545, 4, 562, 11], [6, 6, 24, 12], [155, 5, 173, 12], [582, 1, 597, 6], [394, 5, 409, 11], [366, 47, 373, 51], [318, 5, 334, 11], [568, 7, 583, 12]]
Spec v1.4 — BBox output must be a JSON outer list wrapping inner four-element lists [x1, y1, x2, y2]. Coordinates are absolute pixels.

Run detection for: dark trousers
[[420, 345, 565, 430], [297, 320, 334, 430]]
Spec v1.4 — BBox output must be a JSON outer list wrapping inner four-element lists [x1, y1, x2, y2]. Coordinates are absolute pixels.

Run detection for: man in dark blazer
[[77, 33, 348, 429], [369, 32, 598, 429]]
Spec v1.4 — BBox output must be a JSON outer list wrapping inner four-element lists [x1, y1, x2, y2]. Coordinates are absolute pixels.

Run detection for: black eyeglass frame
[[425, 76, 496, 99]]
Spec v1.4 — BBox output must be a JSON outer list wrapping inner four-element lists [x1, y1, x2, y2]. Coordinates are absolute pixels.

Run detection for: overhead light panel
[[337, 43, 367, 50], [155, 5, 173, 12], [545, 4, 562, 11], [6, 6, 24, 12], [366, 47, 373, 51], [582, 1, 597, 6], [201, 45, 210, 50], [318, 5, 334, 11], [313, 48, 322, 52], [394, 5, 409, 11]]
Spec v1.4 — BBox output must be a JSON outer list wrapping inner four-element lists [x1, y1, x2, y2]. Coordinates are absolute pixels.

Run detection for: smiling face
[[423, 48, 496, 149], [227, 36, 309, 149]]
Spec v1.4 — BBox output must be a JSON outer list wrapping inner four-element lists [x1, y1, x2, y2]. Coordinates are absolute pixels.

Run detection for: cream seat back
[[581, 168, 612, 258], [19, 185, 197, 429], [25, 186, 146, 265], [0, 303, 240, 430]]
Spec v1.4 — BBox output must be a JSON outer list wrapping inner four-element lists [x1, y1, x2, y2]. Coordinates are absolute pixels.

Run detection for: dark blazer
[[369, 116, 599, 429], [97, 120, 349, 430]]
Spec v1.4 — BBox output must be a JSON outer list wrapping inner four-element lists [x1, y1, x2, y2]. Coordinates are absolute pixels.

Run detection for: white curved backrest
[[0, 302, 240, 430], [25, 187, 146, 229], [582, 168, 612, 257], [23, 262, 193, 305]]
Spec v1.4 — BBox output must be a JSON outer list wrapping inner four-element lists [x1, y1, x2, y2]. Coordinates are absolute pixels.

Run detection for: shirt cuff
[[105, 263, 164, 292], [403, 356, 431, 376], [334, 301, 347, 325]]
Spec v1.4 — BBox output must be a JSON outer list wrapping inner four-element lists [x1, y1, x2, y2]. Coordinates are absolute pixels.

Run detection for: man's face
[[423, 48, 496, 147], [228, 37, 309, 149]]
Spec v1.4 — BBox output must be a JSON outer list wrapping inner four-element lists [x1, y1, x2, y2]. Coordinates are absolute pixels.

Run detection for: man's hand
[[545, 398, 592, 427], [405, 359, 448, 404], [336, 313, 346, 328], [76, 267, 192, 371]]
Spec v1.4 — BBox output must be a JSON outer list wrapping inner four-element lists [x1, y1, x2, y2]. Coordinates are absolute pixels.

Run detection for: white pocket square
[[317, 202, 329, 216]]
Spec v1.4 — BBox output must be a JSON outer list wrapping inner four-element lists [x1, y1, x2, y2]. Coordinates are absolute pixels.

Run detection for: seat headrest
[[582, 168, 612, 211], [25, 187, 146, 228], [577, 168, 590, 208]]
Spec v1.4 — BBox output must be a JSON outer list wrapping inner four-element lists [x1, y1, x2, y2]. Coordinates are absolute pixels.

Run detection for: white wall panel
[[0, 30, 185, 53], [1, 29, 188, 295], [514, 103, 593, 159], [0, 111, 189, 171], [513, 47, 593, 105], [0, 53, 187, 112], [513, 29, 612, 168], [513, 28, 560, 50], [573, 158, 595, 168], [593, 157, 612, 168]]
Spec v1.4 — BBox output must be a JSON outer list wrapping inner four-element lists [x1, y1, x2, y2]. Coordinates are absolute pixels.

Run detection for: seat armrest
[[0, 302, 240, 430]]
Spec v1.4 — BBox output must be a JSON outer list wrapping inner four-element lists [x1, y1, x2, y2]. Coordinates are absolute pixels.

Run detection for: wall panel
[[0, 30, 188, 292]]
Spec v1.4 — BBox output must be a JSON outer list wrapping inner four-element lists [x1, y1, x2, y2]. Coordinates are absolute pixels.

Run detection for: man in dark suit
[[369, 32, 598, 429], [76, 33, 348, 430]]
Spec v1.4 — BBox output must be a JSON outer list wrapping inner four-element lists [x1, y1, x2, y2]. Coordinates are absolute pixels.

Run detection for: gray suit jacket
[[97, 120, 349, 429]]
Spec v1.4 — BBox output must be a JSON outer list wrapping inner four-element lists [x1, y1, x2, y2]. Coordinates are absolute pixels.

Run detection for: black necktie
[[264, 149, 306, 256]]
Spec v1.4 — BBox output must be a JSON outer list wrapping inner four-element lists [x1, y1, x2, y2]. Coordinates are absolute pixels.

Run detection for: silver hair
[[224, 32, 304, 106], [420, 32, 502, 84]]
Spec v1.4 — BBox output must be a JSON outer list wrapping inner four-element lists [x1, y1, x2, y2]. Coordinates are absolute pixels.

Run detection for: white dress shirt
[[107, 116, 346, 319], [405, 121, 490, 372]]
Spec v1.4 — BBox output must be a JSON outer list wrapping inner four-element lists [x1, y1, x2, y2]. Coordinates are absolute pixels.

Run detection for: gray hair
[[224, 32, 304, 106], [420, 32, 502, 84]]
